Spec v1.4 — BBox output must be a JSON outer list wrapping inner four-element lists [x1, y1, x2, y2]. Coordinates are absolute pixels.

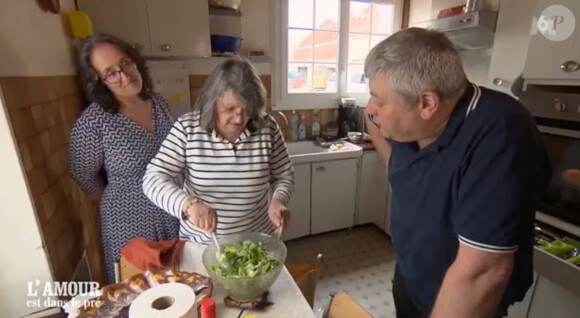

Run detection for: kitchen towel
[[121, 238, 186, 271], [129, 282, 197, 318]]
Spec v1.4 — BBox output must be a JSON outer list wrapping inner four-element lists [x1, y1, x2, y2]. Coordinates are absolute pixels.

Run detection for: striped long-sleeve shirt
[[143, 111, 294, 244]]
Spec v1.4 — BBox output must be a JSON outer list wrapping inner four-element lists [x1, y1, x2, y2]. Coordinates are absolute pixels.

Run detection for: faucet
[[272, 110, 289, 139]]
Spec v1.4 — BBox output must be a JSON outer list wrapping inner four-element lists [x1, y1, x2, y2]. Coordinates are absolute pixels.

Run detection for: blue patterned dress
[[68, 93, 180, 283]]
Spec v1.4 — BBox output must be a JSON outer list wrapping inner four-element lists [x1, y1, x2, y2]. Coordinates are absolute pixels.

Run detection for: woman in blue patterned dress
[[68, 33, 180, 283]]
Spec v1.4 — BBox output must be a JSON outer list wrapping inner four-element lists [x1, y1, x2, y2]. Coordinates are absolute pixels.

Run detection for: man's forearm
[[365, 115, 391, 164], [430, 262, 511, 318]]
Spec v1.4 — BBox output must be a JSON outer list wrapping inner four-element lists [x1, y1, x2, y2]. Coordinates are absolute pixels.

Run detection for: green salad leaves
[[211, 240, 280, 278]]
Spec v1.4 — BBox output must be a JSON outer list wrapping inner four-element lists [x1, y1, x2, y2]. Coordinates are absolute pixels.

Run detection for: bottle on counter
[[288, 110, 298, 141], [311, 110, 321, 138], [298, 113, 306, 140], [200, 298, 216, 318]]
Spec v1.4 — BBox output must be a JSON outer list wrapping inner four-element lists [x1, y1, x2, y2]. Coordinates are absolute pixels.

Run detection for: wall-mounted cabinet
[[523, 0, 580, 82], [487, 0, 538, 96], [78, 0, 152, 54], [78, 0, 211, 57]]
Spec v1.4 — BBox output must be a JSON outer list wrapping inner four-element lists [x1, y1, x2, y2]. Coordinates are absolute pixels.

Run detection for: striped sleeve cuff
[[172, 191, 191, 219], [273, 189, 291, 207], [458, 235, 518, 254]]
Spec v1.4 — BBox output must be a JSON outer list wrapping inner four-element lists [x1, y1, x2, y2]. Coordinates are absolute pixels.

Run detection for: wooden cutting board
[[328, 292, 372, 318]]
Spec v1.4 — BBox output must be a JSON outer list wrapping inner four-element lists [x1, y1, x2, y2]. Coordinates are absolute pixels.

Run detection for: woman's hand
[[185, 201, 217, 233], [268, 198, 290, 237]]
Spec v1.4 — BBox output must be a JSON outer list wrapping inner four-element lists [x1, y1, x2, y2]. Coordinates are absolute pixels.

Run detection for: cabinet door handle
[[492, 78, 504, 86], [132, 43, 143, 51], [160, 43, 171, 52], [315, 166, 325, 172], [561, 61, 579, 72]]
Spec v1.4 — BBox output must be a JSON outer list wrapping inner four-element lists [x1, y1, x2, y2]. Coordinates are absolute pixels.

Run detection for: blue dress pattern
[[68, 93, 180, 283]]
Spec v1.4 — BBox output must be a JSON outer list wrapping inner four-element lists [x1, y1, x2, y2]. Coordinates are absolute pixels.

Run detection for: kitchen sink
[[285, 141, 362, 164]]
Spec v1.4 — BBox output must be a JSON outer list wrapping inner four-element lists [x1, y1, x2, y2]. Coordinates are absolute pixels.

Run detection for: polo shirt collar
[[435, 82, 481, 149], [212, 127, 251, 144]]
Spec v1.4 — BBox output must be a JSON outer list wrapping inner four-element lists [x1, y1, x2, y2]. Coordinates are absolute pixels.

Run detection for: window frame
[[272, 0, 404, 110]]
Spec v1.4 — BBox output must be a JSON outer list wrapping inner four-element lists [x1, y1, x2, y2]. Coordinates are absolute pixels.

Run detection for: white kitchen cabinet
[[78, 0, 152, 55], [523, 0, 580, 81], [506, 272, 538, 318], [281, 163, 311, 241], [79, 0, 211, 57], [146, 0, 211, 57], [527, 275, 580, 318], [486, 0, 538, 96], [357, 151, 388, 229], [311, 159, 358, 235]]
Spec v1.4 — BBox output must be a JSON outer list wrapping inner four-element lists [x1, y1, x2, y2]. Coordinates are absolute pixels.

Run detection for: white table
[[180, 242, 317, 318]]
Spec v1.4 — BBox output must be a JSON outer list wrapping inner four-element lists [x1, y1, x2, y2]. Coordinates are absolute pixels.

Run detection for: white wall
[[409, 0, 432, 26], [0, 0, 77, 76], [0, 88, 55, 318]]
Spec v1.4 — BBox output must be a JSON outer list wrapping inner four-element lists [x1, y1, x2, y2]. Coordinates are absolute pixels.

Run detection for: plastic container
[[68, 11, 93, 38], [298, 113, 306, 140], [288, 110, 298, 141], [200, 298, 216, 318], [202, 233, 287, 301], [311, 110, 321, 138]]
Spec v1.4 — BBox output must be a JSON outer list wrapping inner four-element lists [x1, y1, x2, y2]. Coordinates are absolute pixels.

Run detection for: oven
[[519, 90, 580, 235], [518, 88, 580, 310]]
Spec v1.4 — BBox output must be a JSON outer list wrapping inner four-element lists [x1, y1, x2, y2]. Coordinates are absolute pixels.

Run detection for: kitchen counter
[[180, 242, 316, 318], [286, 140, 362, 164], [358, 141, 376, 151]]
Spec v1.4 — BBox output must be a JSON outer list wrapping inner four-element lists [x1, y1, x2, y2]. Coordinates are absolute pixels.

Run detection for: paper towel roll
[[129, 282, 197, 318]]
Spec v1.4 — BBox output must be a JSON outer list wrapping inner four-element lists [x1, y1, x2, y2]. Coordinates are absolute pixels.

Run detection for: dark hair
[[78, 32, 153, 113], [195, 56, 267, 132]]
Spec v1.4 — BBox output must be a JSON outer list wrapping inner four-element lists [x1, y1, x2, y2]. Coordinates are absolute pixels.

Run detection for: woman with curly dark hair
[[68, 33, 180, 283]]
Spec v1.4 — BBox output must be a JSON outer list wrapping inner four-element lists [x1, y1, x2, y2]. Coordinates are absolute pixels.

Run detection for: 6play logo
[[531, 5, 575, 42]]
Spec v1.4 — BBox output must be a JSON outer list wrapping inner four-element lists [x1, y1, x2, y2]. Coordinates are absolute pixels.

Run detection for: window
[[288, 0, 340, 94], [274, 0, 403, 109], [347, 2, 395, 93]]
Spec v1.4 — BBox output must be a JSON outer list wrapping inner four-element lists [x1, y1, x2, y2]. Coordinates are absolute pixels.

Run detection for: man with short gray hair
[[364, 28, 550, 317]]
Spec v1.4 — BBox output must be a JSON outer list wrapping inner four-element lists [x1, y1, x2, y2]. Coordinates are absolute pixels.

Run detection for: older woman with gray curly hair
[[68, 33, 180, 284], [143, 57, 294, 245]]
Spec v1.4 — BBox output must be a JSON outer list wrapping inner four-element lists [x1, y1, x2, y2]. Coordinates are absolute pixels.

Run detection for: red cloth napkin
[[120, 238, 186, 271]]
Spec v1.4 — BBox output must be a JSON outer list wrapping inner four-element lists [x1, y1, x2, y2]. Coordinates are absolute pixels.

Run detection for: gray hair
[[195, 57, 267, 132], [364, 28, 467, 107]]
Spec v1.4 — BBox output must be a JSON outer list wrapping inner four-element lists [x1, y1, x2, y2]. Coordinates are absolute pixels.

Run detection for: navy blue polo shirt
[[388, 83, 550, 308]]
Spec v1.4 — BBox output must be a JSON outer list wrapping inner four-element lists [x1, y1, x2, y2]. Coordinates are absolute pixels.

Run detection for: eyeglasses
[[100, 59, 137, 84]]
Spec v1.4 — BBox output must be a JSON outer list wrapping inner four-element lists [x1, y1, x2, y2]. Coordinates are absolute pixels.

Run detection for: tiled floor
[[286, 225, 397, 318]]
